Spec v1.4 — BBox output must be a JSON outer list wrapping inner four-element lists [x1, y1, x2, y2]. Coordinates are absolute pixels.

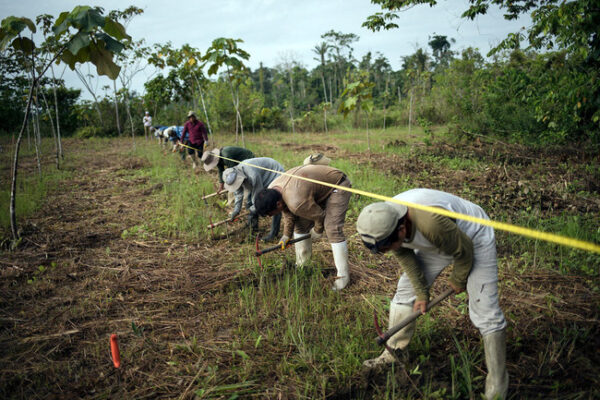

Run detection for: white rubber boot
[[331, 241, 350, 291], [484, 329, 509, 399], [294, 232, 312, 267], [363, 303, 415, 368]]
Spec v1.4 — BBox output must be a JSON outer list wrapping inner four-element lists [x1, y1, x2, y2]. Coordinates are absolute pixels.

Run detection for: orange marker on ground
[[110, 334, 121, 368]]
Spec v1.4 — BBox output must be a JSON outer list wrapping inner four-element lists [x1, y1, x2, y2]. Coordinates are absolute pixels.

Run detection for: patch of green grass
[[497, 211, 600, 277], [0, 138, 72, 233]]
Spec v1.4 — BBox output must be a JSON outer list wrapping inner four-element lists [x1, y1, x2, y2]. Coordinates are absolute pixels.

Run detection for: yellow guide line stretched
[[182, 143, 600, 254]]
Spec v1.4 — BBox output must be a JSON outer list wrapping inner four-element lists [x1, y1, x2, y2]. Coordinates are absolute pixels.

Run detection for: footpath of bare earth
[[0, 136, 599, 399]]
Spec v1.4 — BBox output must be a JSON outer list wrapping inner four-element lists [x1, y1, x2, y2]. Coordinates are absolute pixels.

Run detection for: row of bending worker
[[208, 152, 508, 399]]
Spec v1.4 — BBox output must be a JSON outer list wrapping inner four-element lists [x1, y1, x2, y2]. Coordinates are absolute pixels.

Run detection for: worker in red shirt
[[181, 111, 208, 171]]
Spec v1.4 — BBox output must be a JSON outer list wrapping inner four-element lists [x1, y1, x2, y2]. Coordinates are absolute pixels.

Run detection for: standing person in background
[[202, 146, 255, 192], [181, 111, 209, 171], [143, 111, 152, 139]]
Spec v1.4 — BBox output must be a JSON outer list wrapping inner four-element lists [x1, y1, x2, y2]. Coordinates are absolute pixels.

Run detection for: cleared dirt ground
[[1, 136, 598, 399]]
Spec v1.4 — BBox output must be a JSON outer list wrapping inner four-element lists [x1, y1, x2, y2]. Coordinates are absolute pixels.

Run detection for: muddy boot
[[363, 303, 415, 369], [294, 232, 312, 267], [262, 214, 281, 242], [331, 241, 350, 291], [483, 329, 509, 400]]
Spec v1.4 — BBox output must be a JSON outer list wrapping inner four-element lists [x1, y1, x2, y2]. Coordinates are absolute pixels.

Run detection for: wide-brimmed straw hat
[[303, 153, 331, 166], [223, 167, 246, 192], [201, 148, 220, 171]]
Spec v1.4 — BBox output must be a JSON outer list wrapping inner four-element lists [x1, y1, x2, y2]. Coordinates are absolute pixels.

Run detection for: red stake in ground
[[110, 334, 121, 368]]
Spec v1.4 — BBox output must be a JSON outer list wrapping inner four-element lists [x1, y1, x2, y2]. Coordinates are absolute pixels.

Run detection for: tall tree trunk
[[112, 79, 121, 135], [40, 87, 60, 169], [50, 65, 64, 159], [225, 66, 244, 146], [366, 114, 371, 154], [288, 67, 295, 134], [192, 73, 213, 137], [199, 87, 213, 137], [323, 107, 328, 134], [124, 95, 136, 149], [236, 91, 245, 147], [10, 86, 35, 241], [32, 115, 42, 177], [408, 89, 413, 136], [26, 118, 31, 150], [320, 71, 328, 103], [32, 87, 42, 177]]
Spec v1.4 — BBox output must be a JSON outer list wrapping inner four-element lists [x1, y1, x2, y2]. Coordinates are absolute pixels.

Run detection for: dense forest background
[[1, 0, 598, 147]]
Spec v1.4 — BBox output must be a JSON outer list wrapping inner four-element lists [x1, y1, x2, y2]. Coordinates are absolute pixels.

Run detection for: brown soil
[[0, 137, 598, 399]]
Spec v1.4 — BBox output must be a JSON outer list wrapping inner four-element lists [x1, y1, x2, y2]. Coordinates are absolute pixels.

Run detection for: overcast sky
[[1, 0, 530, 100]]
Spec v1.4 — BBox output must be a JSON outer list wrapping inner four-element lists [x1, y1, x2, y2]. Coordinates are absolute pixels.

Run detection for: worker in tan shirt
[[356, 188, 508, 400], [254, 164, 352, 291]]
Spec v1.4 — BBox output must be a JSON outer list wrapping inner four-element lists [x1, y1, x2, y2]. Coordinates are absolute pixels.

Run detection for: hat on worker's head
[[145, 111, 149, 115], [356, 202, 407, 245], [187, 110, 196, 118], [303, 153, 331, 166], [223, 167, 246, 192], [201, 148, 220, 171]]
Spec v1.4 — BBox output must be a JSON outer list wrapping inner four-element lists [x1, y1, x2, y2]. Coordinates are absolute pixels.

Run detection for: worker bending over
[[254, 164, 352, 291], [356, 188, 508, 400]]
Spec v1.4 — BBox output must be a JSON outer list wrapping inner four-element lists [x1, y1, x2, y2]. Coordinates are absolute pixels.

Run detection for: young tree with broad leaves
[[148, 42, 214, 138], [0, 6, 130, 243], [338, 71, 375, 152], [202, 38, 250, 146]]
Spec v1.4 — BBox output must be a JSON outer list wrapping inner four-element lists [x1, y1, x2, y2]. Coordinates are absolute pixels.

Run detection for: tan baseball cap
[[356, 202, 407, 244]]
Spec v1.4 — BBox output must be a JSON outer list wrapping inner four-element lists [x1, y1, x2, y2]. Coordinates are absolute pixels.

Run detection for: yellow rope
[[182, 143, 600, 254]]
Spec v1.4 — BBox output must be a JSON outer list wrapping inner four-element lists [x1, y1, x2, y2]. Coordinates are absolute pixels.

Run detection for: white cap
[[356, 202, 407, 244]]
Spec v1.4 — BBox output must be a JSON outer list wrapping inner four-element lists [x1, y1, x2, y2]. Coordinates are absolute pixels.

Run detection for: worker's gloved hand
[[278, 235, 290, 250], [229, 210, 240, 221], [310, 227, 323, 240]]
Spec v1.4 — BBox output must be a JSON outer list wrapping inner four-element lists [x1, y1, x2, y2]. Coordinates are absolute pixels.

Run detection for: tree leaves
[[11, 37, 35, 53], [0, 17, 36, 52], [67, 32, 91, 55], [88, 42, 121, 79], [101, 18, 129, 41]]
